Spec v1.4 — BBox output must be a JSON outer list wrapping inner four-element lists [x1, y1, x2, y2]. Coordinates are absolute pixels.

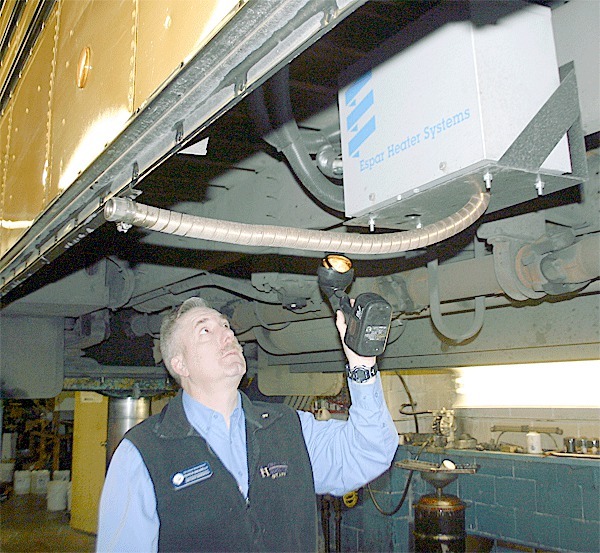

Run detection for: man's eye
[[199, 328, 209, 334]]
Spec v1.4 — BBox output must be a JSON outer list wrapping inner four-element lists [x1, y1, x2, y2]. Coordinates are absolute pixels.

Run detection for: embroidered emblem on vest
[[171, 461, 213, 490], [259, 462, 288, 479]]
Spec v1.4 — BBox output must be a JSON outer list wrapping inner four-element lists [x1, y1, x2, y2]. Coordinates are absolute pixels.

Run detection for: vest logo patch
[[171, 461, 213, 490], [259, 462, 288, 480]]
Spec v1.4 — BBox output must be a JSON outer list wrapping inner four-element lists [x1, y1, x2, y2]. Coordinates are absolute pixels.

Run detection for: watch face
[[353, 368, 370, 382], [348, 364, 377, 382]]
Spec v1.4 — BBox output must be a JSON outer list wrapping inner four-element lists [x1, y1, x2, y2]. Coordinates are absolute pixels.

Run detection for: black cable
[[367, 471, 414, 517], [366, 374, 427, 516], [398, 374, 420, 433], [399, 404, 431, 417], [367, 439, 431, 516]]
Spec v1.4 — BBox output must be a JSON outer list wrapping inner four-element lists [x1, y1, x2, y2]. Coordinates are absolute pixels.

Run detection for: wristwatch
[[346, 363, 378, 383]]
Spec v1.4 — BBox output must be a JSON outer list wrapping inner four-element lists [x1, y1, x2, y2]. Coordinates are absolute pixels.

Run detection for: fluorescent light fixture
[[453, 360, 600, 408]]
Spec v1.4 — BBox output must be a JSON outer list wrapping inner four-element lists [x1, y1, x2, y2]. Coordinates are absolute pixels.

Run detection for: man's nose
[[221, 326, 236, 343]]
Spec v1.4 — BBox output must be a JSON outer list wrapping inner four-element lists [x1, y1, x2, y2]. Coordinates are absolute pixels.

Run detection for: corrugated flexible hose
[[104, 190, 490, 255]]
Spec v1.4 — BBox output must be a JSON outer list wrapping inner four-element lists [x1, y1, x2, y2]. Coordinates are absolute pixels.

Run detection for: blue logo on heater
[[345, 70, 376, 158]]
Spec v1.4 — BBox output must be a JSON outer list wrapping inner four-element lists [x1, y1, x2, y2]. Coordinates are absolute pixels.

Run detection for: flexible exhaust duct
[[104, 189, 489, 255]]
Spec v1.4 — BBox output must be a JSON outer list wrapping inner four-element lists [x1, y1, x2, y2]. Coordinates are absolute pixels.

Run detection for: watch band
[[346, 363, 378, 383]]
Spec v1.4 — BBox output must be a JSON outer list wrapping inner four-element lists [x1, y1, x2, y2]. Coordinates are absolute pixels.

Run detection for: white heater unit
[[339, 1, 577, 229]]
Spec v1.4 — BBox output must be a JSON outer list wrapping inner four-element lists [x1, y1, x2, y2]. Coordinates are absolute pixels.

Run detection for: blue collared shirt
[[96, 375, 397, 552]]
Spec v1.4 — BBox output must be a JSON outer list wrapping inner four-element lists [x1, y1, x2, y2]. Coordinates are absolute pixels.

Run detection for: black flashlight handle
[[338, 293, 353, 319]]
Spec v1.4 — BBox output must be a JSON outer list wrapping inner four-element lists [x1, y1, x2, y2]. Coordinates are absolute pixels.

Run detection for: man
[[97, 297, 398, 552]]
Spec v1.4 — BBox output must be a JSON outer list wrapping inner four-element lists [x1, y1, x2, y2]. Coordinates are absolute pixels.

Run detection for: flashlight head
[[317, 255, 354, 299], [323, 254, 352, 274]]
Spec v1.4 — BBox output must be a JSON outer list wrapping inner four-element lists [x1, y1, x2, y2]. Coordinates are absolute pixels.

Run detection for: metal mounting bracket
[[427, 240, 486, 343]]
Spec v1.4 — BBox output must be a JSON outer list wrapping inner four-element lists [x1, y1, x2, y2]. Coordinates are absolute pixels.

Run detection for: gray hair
[[160, 297, 210, 383]]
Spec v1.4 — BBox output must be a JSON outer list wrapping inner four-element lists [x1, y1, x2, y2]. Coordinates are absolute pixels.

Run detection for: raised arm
[[297, 307, 398, 496]]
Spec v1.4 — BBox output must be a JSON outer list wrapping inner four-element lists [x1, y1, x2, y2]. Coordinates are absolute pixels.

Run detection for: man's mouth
[[222, 346, 242, 358]]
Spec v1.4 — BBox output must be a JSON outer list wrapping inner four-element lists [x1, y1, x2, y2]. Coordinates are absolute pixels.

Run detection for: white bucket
[[46, 480, 69, 511], [52, 470, 70, 481], [30, 469, 50, 494], [13, 470, 31, 495], [0, 462, 15, 483]]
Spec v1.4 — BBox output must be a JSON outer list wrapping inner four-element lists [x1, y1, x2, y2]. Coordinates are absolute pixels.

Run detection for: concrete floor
[[1, 494, 96, 552]]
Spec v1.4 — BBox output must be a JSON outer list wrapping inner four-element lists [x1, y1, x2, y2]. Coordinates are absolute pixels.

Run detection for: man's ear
[[170, 354, 189, 379]]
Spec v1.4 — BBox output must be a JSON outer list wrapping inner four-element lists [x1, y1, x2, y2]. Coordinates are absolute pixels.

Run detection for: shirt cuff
[[347, 372, 384, 405]]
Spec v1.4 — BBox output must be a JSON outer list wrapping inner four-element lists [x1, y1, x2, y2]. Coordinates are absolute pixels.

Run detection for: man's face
[[173, 306, 246, 387]]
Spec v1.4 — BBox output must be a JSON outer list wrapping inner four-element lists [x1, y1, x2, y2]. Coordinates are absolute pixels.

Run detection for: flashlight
[[318, 254, 392, 357]]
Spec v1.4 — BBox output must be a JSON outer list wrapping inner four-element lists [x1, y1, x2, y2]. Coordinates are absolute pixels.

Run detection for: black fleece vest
[[126, 391, 317, 553]]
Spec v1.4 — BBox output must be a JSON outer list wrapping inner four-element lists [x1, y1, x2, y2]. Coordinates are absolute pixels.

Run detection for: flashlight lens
[[324, 254, 352, 273]]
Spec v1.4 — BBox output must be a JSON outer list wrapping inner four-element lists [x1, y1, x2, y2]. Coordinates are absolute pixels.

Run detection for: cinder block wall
[[338, 447, 600, 553], [381, 372, 600, 452], [457, 408, 600, 452]]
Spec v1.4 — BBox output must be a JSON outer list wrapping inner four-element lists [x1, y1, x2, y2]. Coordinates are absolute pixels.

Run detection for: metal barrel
[[414, 493, 466, 553]]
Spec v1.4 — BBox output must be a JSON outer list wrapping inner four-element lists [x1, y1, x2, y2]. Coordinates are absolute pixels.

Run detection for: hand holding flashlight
[[335, 299, 376, 369], [318, 254, 392, 357]]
